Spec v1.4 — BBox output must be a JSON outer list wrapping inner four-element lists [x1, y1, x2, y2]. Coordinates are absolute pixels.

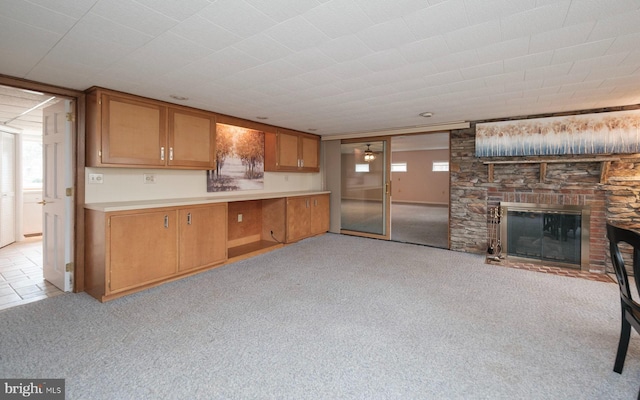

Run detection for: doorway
[[340, 138, 391, 240], [390, 133, 450, 248], [0, 84, 75, 298]]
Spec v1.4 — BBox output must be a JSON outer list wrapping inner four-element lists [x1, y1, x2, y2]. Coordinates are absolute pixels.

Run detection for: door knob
[[37, 200, 48, 205]]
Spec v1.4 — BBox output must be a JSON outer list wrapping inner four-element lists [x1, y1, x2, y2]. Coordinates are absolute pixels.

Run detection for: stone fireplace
[[449, 104, 640, 275], [500, 202, 590, 270]]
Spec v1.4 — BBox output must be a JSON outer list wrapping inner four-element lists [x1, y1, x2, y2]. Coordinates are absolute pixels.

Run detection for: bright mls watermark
[[1, 379, 64, 399]]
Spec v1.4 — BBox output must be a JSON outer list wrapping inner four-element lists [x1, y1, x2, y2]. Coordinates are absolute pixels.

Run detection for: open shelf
[[227, 240, 283, 262]]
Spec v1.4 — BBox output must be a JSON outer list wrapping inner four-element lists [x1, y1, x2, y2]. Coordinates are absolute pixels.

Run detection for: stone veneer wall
[[450, 104, 640, 274]]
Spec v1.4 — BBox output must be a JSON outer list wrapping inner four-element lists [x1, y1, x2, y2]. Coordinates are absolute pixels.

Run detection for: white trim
[[321, 121, 469, 141]]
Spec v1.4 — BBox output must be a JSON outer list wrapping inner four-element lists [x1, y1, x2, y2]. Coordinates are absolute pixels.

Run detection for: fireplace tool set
[[487, 206, 503, 262]]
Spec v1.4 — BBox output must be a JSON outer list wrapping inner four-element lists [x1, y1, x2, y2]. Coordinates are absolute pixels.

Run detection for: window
[[432, 161, 449, 172], [391, 162, 407, 172], [22, 135, 42, 189], [355, 163, 369, 172]]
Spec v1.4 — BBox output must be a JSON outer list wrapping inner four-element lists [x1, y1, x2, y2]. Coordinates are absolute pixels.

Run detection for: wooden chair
[[606, 223, 640, 390]]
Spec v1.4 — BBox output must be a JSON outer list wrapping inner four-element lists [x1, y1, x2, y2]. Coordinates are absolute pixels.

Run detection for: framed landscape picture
[[207, 123, 264, 192], [475, 109, 640, 157]]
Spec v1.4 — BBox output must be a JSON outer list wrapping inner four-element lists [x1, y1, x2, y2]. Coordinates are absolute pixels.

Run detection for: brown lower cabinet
[[85, 203, 227, 302], [286, 194, 330, 243], [85, 193, 330, 302]]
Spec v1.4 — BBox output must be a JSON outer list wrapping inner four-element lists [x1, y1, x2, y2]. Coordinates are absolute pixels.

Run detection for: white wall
[[84, 167, 322, 203]]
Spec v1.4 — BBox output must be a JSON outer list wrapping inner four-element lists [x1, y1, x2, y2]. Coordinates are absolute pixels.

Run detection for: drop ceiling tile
[[23, 0, 97, 19], [0, 0, 77, 34], [196, 48, 263, 79], [484, 70, 526, 86], [474, 37, 530, 65], [504, 51, 554, 73], [352, 0, 429, 24], [233, 35, 295, 63], [297, 69, 338, 86], [607, 33, 640, 55], [570, 52, 630, 73], [557, 79, 606, 93], [199, 0, 277, 38], [355, 18, 416, 52], [0, 15, 62, 76], [588, 9, 640, 40], [542, 71, 590, 88], [397, 36, 450, 64], [422, 70, 464, 87], [265, 16, 331, 52], [528, 22, 595, 54], [430, 49, 479, 73], [403, 0, 470, 39], [304, 0, 375, 39], [40, 35, 130, 70], [460, 60, 503, 82], [91, 0, 179, 36], [619, 50, 640, 67], [170, 16, 243, 51], [283, 48, 336, 71], [463, 0, 538, 24], [499, 1, 570, 40], [325, 59, 372, 79], [445, 20, 502, 53], [524, 62, 573, 80], [244, 0, 321, 23], [358, 49, 408, 72], [585, 64, 640, 81], [133, 0, 211, 21], [564, 0, 640, 26], [317, 35, 374, 62], [71, 12, 153, 48], [550, 39, 614, 65]]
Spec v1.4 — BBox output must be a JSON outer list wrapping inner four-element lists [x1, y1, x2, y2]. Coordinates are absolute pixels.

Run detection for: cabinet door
[[310, 194, 330, 235], [168, 108, 216, 168], [101, 93, 167, 166], [178, 204, 227, 272], [109, 211, 177, 292], [277, 131, 300, 170], [286, 197, 311, 242], [300, 134, 319, 171]]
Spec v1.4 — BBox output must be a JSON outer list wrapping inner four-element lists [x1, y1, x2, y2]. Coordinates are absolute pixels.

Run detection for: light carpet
[[0, 233, 637, 399]]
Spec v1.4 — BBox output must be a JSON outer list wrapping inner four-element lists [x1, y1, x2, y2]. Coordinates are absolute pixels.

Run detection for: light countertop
[[84, 190, 331, 212]]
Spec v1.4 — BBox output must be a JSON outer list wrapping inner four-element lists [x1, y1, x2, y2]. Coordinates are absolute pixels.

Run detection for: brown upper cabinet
[[265, 128, 320, 172], [86, 88, 216, 169]]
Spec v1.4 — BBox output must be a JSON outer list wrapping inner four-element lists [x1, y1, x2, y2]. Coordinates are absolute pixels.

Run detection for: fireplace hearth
[[500, 202, 590, 270]]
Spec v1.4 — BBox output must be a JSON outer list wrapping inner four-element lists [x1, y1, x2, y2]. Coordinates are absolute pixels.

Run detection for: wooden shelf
[[227, 240, 283, 262], [482, 157, 621, 184]]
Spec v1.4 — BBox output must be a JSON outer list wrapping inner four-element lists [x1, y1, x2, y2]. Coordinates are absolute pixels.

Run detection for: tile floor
[[0, 237, 64, 311]]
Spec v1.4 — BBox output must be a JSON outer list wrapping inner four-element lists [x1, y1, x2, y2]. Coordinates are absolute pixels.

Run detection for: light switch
[[238, 214, 243, 222]]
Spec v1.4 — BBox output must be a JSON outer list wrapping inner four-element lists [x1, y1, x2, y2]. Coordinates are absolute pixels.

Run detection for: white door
[[0, 131, 17, 248], [42, 99, 73, 292]]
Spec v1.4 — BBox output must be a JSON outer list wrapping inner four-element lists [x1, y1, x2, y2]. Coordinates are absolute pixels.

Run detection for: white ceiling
[[1, 0, 640, 138]]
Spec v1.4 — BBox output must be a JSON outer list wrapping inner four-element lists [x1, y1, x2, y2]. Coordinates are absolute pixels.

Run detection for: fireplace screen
[[501, 203, 589, 269]]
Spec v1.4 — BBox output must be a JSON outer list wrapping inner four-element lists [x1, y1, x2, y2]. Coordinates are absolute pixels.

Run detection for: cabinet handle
[[301, 159, 304, 168], [169, 147, 174, 161], [187, 212, 192, 225], [164, 215, 169, 228], [306, 199, 309, 208], [160, 146, 165, 161], [314, 199, 318, 206]]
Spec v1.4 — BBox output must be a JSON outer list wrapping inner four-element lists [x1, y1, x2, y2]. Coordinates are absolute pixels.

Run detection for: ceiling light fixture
[[170, 95, 188, 101], [308, 128, 317, 132], [419, 112, 433, 118], [256, 116, 268, 120], [364, 144, 376, 163]]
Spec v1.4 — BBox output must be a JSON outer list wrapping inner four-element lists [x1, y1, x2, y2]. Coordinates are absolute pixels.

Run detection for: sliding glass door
[[340, 138, 390, 240]]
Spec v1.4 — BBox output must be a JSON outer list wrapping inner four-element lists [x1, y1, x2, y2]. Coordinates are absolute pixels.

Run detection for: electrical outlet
[[143, 173, 156, 184], [88, 173, 103, 184], [237, 214, 243, 222]]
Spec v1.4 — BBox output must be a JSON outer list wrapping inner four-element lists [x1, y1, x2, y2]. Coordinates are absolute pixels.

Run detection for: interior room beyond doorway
[[390, 133, 449, 248]]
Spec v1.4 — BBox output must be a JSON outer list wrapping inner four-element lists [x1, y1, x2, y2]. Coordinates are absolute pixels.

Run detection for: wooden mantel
[[482, 157, 621, 184]]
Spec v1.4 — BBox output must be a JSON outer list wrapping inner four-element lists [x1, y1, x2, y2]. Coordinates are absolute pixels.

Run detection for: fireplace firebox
[[499, 202, 590, 270]]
